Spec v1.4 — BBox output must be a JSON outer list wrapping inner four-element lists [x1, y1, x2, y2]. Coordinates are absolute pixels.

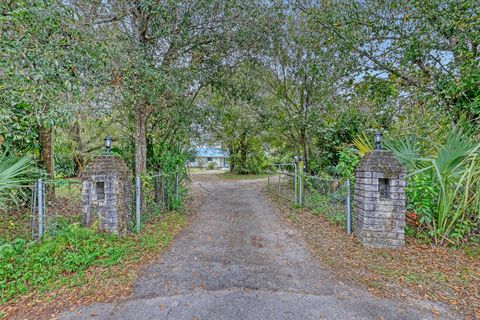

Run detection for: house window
[[96, 181, 105, 201], [207, 157, 212, 162]]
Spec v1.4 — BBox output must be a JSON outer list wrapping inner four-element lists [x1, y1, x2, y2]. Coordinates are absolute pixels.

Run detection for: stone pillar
[[82, 156, 132, 235], [354, 150, 406, 248]]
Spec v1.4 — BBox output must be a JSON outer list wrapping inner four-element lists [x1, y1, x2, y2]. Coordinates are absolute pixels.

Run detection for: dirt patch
[[250, 235, 266, 248], [266, 190, 480, 319]]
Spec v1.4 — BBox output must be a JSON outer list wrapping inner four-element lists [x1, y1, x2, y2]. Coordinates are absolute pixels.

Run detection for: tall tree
[[73, 0, 269, 176], [260, 5, 353, 172], [301, 0, 480, 123], [205, 63, 268, 174], [1, 0, 101, 187]]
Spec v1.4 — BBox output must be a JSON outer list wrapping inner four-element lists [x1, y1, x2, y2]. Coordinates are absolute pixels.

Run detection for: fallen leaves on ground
[[267, 192, 480, 320]]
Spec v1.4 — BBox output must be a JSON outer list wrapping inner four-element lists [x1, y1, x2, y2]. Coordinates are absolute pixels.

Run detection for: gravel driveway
[[59, 175, 450, 320]]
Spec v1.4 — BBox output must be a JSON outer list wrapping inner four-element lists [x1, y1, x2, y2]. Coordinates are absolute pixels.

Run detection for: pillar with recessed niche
[[82, 156, 132, 235], [354, 150, 407, 248]]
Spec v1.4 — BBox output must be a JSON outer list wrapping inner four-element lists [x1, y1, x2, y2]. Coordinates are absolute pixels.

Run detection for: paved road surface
[[59, 176, 450, 320]]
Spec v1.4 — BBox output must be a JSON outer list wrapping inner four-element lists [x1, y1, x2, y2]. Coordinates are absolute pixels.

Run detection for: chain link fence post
[[176, 164, 179, 201], [346, 178, 351, 235], [267, 166, 270, 189], [136, 176, 141, 233], [277, 168, 281, 197], [37, 179, 44, 239], [298, 161, 303, 206], [31, 182, 37, 239], [294, 163, 298, 206]]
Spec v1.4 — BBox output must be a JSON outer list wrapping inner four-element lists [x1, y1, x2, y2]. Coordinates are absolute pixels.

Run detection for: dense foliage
[[0, 0, 478, 246], [0, 213, 185, 302], [385, 127, 480, 244]]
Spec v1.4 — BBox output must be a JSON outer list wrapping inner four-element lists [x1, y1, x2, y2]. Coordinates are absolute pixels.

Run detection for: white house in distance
[[189, 147, 229, 169]]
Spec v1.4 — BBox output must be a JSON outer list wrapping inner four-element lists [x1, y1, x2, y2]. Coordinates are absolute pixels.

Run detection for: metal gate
[[302, 175, 351, 234], [30, 178, 83, 240], [267, 163, 298, 206], [267, 164, 352, 234]]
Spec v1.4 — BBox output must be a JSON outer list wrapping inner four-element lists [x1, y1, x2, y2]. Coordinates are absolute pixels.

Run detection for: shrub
[[335, 147, 360, 179], [0, 211, 186, 303], [54, 153, 76, 178], [386, 127, 480, 245], [207, 162, 215, 170]]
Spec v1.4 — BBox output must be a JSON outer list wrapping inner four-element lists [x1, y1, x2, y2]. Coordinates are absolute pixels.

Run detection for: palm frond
[[434, 127, 474, 177], [352, 132, 373, 157], [383, 135, 422, 170], [0, 153, 34, 209], [386, 125, 480, 244]]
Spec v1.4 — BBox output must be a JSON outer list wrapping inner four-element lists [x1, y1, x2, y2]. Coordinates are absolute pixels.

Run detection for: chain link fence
[[0, 182, 37, 243], [267, 164, 352, 234], [267, 163, 298, 205], [31, 178, 83, 239], [1, 166, 188, 242], [302, 175, 351, 231], [0, 178, 83, 243], [137, 169, 186, 230]]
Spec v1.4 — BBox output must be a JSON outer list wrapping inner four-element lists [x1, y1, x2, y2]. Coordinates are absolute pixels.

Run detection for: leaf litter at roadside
[[266, 190, 480, 320]]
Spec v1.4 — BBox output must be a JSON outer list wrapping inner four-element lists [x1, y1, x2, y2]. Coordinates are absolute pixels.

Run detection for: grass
[[0, 212, 187, 318], [303, 193, 346, 225], [54, 181, 81, 201]]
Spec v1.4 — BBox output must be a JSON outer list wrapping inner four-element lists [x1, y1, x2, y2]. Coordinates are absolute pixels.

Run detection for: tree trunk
[[73, 111, 84, 177], [39, 126, 55, 196], [135, 106, 147, 177], [228, 146, 235, 173], [239, 144, 247, 174], [237, 131, 249, 174], [300, 127, 308, 173]]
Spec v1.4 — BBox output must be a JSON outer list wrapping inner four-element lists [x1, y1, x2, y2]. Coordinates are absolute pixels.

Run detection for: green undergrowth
[[303, 193, 346, 225], [0, 182, 83, 243], [0, 212, 186, 303]]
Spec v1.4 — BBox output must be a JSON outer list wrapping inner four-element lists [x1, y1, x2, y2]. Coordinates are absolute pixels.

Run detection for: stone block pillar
[[82, 156, 132, 235], [354, 150, 406, 248]]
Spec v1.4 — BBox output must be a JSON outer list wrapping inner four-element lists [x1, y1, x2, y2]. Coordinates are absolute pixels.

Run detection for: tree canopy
[[1, 0, 479, 242]]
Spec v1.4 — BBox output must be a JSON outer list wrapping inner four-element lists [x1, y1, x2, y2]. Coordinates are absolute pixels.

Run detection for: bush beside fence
[[267, 163, 351, 234], [137, 169, 187, 232]]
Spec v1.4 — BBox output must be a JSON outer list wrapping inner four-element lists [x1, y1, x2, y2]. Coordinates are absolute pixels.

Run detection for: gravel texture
[[59, 175, 451, 320]]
